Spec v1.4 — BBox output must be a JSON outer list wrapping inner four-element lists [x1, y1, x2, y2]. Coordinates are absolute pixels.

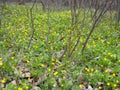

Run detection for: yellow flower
[[11, 52, 15, 55], [19, 71, 22, 75], [54, 71, 58, 76], [100, 65, 103, 67], [63, 76, 66, 79], [0, 61, 3, 66], [112, 73, 116, 77], [95, 70, 98, 73], [60, 63, 63, 66], [104, 58, 107, 61], [61, 70, 66, 73], [113, 84, 117, 87], [105, 69, 109, 73], [52, 31, 56, 35], [107, 82, 110, 86], [40, 63, 45, 67], [61, 84, 64, 87], [52, 62, 55, 65], [25, 86, 29, 90], [0, 58, 2, 61], [26, 60, 30, 64], [107, 42, 110, 44], [48, 68, 51, 72], [85, 68, 90, 72], [28, 77, 31, 81], [118, 60, 120, 63], [91, 68, 94, 72], [52, 58, 55, 62], [98, 86, 102, 89], [35, 45, 38, 49], [108, 52, 111, 55], [116, 80, 119, 83], [2, 88, 4, 90], [1, 78, 6, 84], [98, 37, 101, 40], [79, 84, 83, 88], [110, 55, 113, 57], [11, 66, 15, 69], [55, 59, 59, 63], [63, 54, 66, 57], [18, 87, 22, 90], [11, 57, 14, 60]]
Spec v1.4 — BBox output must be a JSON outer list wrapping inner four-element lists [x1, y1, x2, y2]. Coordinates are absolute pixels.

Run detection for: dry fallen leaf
[[25, 72, 31, 78], [11, 80, 17, 85], [31, 86, 40, 90], [87, 85, 93, 90], [52, 50, 65, 59]]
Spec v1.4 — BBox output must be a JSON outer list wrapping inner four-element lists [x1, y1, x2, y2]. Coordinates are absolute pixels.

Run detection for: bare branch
[[28, 0, 37, 48], [81, 0, 114, 54]]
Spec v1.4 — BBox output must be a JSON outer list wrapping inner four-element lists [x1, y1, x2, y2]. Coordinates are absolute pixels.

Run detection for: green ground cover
[[0, 4, 120, 90]]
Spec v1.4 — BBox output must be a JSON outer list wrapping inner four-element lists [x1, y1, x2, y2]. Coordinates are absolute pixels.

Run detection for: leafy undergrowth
[[0, 4, 120, 90]]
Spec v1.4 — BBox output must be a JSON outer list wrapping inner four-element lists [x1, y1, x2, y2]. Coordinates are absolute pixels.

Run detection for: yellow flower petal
[[107, 82, 110, 86], [1, 78, 6, 84], [0, 61, 3, 66], [18, 87, 22, 90], [79, 84, 83, 88], [54, 71, 58, 76]]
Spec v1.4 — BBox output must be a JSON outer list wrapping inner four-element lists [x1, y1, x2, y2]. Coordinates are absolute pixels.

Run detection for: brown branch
[[68, 0, 84, 58], [59, 46, 67, 61], [68, 36, 80, 57], [68, 0, 77, 57], [28, 0, 36, 48], [46, 2, 51, 57], [81, 0, 114, 54]]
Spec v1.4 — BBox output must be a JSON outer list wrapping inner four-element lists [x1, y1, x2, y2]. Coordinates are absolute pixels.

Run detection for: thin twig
[[81, 0, 114, 54], [46, 2, 51, 57], [28, 0, 36, 48]]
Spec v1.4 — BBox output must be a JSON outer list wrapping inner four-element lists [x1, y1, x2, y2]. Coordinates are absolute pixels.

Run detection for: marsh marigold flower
[[61, 84, 64, 87], [107, 82, 110, 86], [112, 73, 116, 77], [98, 86, 102, 89], [0, 61, 3, 66], [104, 57, 107, 61], [48, 68, 51, 72], [0, 58, 3, 66], [54, 71, 58, 76], [1, 78, 6, 84], [118, 60, 120, 63], [25, 86, 29, 90], [113, 84, 117, 87], [11, 57, 14, 60], [18, 87, 22, 90], [40, 63, 45, 67], [79, 84, 83, 88], [0, 58, 2, 60]]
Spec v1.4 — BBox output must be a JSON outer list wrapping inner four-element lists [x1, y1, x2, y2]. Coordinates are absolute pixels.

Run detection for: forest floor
[[0, 4, 120, 90]]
